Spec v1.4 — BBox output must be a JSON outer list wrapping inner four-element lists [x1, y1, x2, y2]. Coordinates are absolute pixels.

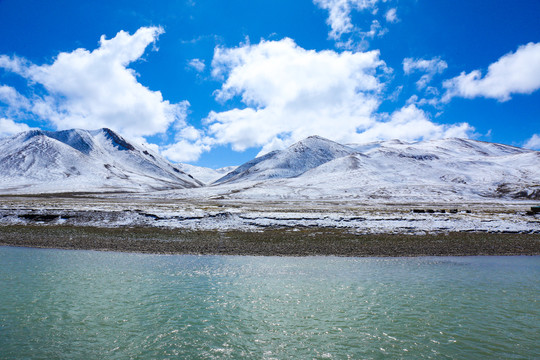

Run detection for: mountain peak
[[294, 135, 338, 146], [20, 129, 45, 141], [213, 135, 357, 185], [0, 128, 202, 193], [304, 135, 329, 141]]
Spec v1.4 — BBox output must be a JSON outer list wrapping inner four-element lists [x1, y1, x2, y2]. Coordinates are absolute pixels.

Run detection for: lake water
[[0, 247, 539, 359]]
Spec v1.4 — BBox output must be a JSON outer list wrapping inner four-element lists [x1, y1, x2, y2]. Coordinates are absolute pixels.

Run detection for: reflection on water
[[1, 247, 539, 359]]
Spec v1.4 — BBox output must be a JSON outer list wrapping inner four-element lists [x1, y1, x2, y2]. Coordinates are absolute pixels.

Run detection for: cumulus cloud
[[205, 38, 474, 154], [405, 94, 441, 108], [187, 58, 206, 72], [0, 26, 481, 163], [0, 85, 32, 121], [353, 104, 474, 143], [313, 0, 384, 40], [0, 85, 30, 109], [361, 20, 387, 39], [0, 27, 189, 139], [524, 134, 540, 150], [207, 38, 386, 152], [443, 42, 540, 102], [159, 124, 214, 162], [0, 118, 32, 138], [403, 57, 448, 90], [161, 138, 213, 162], [385, 8, 398, 23]]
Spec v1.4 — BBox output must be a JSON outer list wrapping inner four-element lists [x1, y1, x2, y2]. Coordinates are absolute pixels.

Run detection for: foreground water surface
[[1, 247, 538, 359]]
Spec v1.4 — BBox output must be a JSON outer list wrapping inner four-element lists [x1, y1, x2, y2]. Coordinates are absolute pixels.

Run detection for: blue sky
[[0, 0, 539, 168]]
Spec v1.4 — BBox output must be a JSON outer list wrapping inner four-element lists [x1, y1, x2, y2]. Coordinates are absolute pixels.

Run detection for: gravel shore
[[1, 225, 539, 257]]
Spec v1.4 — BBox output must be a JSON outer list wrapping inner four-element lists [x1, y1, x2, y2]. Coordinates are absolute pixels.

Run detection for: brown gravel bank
[[1, 225, 539, 256]]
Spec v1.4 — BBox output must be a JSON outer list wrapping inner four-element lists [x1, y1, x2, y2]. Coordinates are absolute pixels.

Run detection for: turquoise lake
[[0, 247, 539, 359]]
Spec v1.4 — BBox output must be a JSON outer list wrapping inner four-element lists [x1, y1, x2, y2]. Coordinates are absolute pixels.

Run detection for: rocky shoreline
[[1, 225, 539, 257]]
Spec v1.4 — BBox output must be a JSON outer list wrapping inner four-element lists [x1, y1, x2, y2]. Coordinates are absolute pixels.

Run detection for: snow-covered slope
[[196, 136, 540, 202], [177, 163, 237, 185], [213, 135, 358, 185], [2, 130, 539, 201], [0, 128, 202, 193]]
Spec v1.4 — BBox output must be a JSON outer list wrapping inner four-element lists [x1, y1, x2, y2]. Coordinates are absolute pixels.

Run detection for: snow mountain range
[[0, 129, 539, 201], [194, 135, 539, 201]]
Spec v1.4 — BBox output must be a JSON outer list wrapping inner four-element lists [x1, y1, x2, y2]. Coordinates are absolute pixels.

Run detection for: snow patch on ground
[[1, 197, 538, 234]]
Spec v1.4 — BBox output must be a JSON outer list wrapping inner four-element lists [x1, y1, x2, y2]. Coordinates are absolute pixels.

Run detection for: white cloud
[[403, 57, 447, 75], [353, 104, 474, 143], [161, 124, 213, 162], [187, 58, 205, 72], [443, 42, 540, 102], [208, 38, 386, 151], [0, 85, 30, 110], [406, 94, 441, 108], [313, 0, 383, 40], [0, 55, 28, 74], [361, 20, 387, 39], [385, 8, 398, 23], [403, 57, 448, 90], [0, 118, 32, 138], [0, 27, 189, 139], [177, 126, 203, 141], [206, 38, 474, 154], [524, 134, 540, 150], [0, 86, 32, 121], [161, 138, 212, 163]]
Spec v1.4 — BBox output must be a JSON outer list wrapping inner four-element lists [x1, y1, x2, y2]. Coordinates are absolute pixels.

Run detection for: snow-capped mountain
[[213, 135, 358, 185], [0, 128, 202, 193], [1, 128, 539, 201], [206, 136, 540, 201]]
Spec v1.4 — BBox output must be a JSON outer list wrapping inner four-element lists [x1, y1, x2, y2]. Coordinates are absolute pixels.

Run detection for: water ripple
[[1, 248, 539, 359]]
